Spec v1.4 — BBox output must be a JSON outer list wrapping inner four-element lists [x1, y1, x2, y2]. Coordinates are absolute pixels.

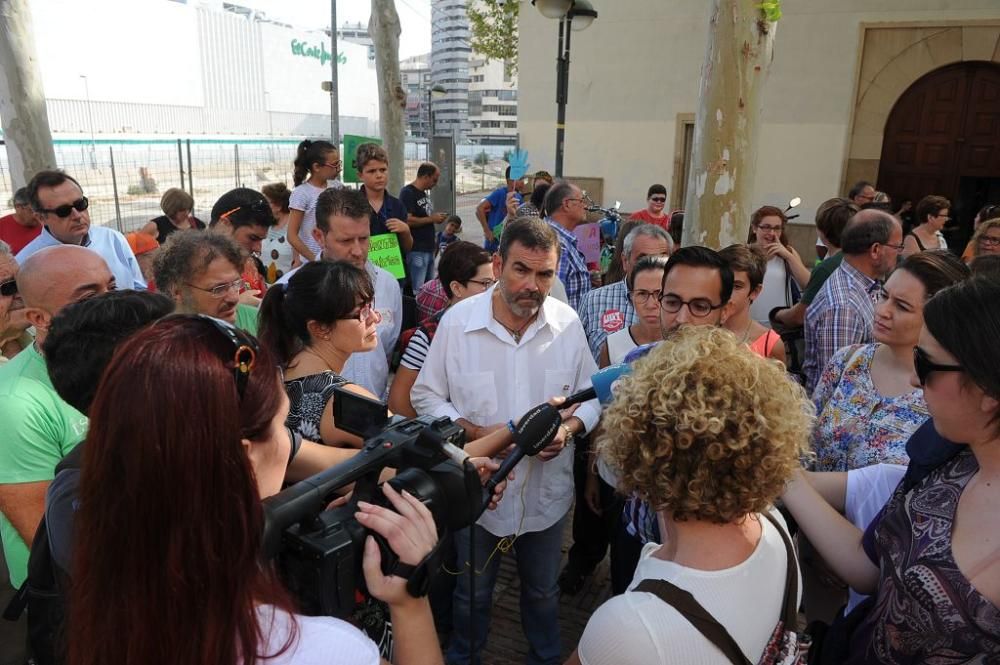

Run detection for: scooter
[[586, 197, 624, 274]]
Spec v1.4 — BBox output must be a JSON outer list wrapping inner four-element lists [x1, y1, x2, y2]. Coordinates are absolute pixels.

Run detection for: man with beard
[[412, 217, 601, 665]]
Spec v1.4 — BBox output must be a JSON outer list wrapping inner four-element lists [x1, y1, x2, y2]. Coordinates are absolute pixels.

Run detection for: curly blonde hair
[[596, 326, 813, 524]]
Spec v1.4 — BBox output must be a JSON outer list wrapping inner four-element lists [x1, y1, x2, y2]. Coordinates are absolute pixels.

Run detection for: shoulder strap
[[761, 510, 800, 628], [908, 232, 926, 251], [633, 579, 752, 665]]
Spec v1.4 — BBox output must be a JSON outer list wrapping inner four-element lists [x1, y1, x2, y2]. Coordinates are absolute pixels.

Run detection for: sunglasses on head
[[0, 279, 17, 297], [219, 198, 271, 221], [38, 197, 89, 218], [912, 346, 962, 387], [199, 315, 258, 400]]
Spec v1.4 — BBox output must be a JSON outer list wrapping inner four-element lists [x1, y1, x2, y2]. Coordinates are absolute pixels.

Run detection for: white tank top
[[750, 255, 789, 325], [607, 327, 638, 365]]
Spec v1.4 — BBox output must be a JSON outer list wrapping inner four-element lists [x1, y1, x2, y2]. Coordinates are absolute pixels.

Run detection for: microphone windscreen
[[591, 363, 632, 404], [513, 403, 561, 455]]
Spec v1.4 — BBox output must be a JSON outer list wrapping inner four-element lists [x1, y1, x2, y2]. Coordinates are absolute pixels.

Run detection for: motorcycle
[[586, 197, 624, 274]]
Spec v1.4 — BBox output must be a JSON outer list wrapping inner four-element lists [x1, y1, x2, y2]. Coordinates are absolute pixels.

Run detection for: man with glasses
[[208, 188, 277, 304], [628, 184, 671, 231], [153, 230, 259, 333], [16, 170, 145, 290], [0, 187, 42, 254], [848, 180, 877, 207], [802, 209, 903, 394], [543, 181, 593, 310]]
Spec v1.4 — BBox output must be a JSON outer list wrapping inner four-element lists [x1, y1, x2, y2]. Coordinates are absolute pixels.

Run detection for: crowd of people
[[0, 155, 998, 665]]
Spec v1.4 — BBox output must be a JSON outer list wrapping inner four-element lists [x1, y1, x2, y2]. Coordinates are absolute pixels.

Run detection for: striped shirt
[[546, 218, 592, 311]]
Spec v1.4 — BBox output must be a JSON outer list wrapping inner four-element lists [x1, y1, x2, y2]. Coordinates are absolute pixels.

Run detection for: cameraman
[[62, 315, 443, 665]]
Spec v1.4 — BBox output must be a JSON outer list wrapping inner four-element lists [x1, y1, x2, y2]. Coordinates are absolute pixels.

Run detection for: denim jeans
[[446, 516, 567, 665], [405, 250, 435, 292]]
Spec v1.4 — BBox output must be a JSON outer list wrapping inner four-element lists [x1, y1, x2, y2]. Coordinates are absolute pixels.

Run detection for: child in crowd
[[437, 215, 462, 256]]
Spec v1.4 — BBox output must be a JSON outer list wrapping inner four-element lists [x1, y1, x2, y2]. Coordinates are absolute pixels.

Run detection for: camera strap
[[389, 531, 448, 598]]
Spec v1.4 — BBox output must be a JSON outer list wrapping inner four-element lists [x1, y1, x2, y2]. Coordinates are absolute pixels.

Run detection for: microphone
[[558, 363, 633, 410], [484, 402, 561, 495]]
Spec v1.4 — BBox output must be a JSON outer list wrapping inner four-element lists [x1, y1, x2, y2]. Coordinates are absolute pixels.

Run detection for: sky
[[244, 0, 433, 59]]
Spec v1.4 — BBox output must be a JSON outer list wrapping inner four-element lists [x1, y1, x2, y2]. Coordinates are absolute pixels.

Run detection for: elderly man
[[17, 170, 145, 290], [802, 209, 903, 394], [400, 162, 448, 291], [577, 224, 672, 360], [543, 181, 593, 311], [0, 187, 42, 254], [0, 241, 32, 362], [0, 246, 113, 590], [153, 230, 259, 334], [412, 217, 600, 665], [277, 188, 402, 399]]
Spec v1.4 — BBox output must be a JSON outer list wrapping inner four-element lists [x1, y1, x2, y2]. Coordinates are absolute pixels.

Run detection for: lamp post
[[532, 0, 597, 178], [79, 74, 97, 169], [427, 83, 447, 140]]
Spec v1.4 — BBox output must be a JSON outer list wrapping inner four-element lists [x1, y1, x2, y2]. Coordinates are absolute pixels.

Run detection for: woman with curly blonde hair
[[568, 325, 813, 665]]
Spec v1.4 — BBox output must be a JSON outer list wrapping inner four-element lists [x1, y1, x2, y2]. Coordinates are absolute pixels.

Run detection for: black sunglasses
[[0, 279, 17, 297], [199, 315, 258, 399], [913, 346, 962, 387], [219, 198, 271, 221], [37, 197, 89, 218]]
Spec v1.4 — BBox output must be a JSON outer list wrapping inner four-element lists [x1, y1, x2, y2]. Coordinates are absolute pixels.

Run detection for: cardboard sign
[[342, 134, 382, 183], [573, 222, 601, 265], [368, 233, 405, 279]]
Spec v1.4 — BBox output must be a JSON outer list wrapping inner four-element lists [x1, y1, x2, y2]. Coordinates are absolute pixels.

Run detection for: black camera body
[[262, 388, 486, 617]]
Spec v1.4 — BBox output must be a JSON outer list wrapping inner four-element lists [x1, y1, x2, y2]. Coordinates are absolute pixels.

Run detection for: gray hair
[[541, 181, 577, 216], [623, 224, 673, 257], [153, 230, 243, 294], [12, 187, 29, 206], [0, 239, 12, 258], [840, 209, 898, 255]]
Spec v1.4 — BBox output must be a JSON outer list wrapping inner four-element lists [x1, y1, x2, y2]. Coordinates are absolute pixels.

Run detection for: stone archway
[[842, 22, 1000, 194]]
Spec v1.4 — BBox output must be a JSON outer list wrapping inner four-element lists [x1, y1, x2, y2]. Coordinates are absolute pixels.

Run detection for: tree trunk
[[681, 0, 776, 248], [0, 0, 57, 189], [369, 0, 406, 194]]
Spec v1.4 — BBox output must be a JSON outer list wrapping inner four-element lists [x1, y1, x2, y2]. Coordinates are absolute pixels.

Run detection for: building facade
[[401, 53, 433, 140], [468, 57, 518, 146], [431, 0, 472, 141], [517, 1, 1000, 250]]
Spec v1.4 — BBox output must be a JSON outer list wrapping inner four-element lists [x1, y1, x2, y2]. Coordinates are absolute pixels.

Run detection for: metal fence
[[0, 138, 514, 231]]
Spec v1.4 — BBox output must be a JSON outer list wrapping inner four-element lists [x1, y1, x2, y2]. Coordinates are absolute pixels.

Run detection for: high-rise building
[[430, 0, 471, 141], [401, 53, 432, 140], [467, 56, 517, 146]]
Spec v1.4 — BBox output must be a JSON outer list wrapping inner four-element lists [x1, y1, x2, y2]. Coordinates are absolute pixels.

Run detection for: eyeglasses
[[324, 161, 343, 170], [755, 224, 783, 233], [37, 197, 89, 218], [185, 278, 242, 299], [564, 198, 586, 206], [629, 289, 661, 305], [341, 301, 380, 322], [979, 235, 1000, 247], [466, 278, 496, 289], [0, 279, 17, 297], [913, 346, 962, 387], [649, 196, 666, 203], [883, 242, 906, 252], [219, 198, 271, 221], [658, 294, 724, 317], [199, 315, 258, 400]]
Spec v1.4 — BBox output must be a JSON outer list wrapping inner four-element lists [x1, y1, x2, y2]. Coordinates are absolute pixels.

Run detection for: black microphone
[[484, 402, 561, 495]]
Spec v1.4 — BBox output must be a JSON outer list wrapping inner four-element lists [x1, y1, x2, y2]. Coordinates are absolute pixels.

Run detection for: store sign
[[290, 39, 347, 67]]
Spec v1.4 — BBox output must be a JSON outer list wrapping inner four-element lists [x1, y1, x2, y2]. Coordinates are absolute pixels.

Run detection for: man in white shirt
[[412, 217, 601, 665], [277, 188, 401, 398]]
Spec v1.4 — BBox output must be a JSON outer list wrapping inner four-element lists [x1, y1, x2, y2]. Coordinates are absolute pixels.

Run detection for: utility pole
[[330, 0, 340, 146], [0, 0, 57, 189]]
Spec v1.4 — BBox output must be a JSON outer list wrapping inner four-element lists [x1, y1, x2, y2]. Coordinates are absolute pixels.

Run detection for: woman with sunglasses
[[289, 139, 341, 263], [810, 250, 970, 472], [65, 315, 443, 665], [747, 205, 811, 326], [782, 275, 1000, 662], [901, 194, 950, 259]]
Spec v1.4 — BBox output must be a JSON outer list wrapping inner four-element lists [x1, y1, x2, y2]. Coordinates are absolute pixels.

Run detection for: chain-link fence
[[0, 139, 516, 230]]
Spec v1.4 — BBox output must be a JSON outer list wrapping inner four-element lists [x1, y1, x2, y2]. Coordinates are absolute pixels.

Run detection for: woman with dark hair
[[811, 250, 970, 472], [67, 315, 443, 665], [388, 241, 493, 417], [783, 275, 1000, 662], [258, 260, 382, 447], [747, 205, 811, 325], [289, 139, 341, 263], [902, 194, 950, 258], [718, 244, 786, 364], [597, 255, 669, 368]]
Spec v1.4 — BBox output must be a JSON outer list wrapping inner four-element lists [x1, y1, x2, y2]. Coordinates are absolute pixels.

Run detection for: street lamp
[[427, 83, 447, 140], [532, 0, 598, 177], [79, 74, 98, 169]]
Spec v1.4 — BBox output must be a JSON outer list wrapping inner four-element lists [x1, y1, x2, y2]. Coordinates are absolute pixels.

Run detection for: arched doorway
[[877, 61, 1000, 245]]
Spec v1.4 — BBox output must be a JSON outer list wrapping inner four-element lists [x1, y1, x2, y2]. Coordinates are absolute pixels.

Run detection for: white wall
[[517, 0, 1000, 222]]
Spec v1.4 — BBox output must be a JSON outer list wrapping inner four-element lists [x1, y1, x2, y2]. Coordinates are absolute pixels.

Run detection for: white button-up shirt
[[411, 288, 601, 537]]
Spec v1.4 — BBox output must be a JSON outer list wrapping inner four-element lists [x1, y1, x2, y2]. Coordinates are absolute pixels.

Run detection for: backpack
[[2, 445, 82, 665], [633, 511, 810, 665]]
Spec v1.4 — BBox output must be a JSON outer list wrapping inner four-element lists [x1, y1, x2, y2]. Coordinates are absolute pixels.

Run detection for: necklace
[[495, 315, 535, 343], [739, 318, 754, 344]]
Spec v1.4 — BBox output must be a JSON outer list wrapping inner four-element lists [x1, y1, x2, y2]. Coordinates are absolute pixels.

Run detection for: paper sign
[[573, 223, 601, 265], [342, 134, 383, 183], [508, 148, 530, 182], [368, 233, 405, 279]]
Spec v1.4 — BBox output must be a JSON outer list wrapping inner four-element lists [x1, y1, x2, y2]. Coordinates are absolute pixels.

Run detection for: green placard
[[368, 233, 405, 279], [342, 134, 382, 183]]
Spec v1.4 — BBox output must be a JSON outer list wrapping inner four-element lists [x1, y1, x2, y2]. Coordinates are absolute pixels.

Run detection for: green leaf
[[756, 0, 782, 22], [467, 0, 519, 76]]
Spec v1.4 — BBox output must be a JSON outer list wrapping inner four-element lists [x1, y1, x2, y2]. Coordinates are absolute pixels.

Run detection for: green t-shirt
[[0, 344, 88, 588], [236, 303, 259, 337], [801, 252, 844, 305]]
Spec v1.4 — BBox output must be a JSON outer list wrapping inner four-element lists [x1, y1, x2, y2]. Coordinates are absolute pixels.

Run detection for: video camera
[[261, 387, 560, 618]]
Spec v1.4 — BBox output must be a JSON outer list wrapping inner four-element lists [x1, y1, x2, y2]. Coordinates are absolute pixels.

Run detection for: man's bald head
[[18, 246, 116, 345]]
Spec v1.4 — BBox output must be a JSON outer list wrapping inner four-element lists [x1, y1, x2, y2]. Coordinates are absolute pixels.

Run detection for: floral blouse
[[284, 371, 350, 444], [811, 344, 929, 472]]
